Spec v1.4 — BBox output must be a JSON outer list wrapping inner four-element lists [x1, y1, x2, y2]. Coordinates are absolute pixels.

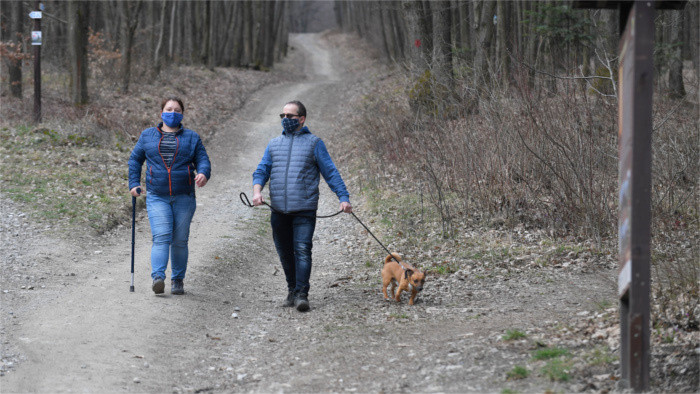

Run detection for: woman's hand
[[340, 201, 353, 213], [195, 173, 208, 187], [130, 187, 142, 197]]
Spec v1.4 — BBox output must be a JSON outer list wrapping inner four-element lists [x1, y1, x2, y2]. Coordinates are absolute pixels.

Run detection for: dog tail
[[384, 253, 402, 265]]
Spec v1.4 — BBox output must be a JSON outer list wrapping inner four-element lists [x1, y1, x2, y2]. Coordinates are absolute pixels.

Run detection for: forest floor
[[1, 32, 698, 393]]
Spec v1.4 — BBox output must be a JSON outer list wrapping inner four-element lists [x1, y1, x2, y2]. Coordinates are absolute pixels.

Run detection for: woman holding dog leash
[[128, 96, 211, 295]]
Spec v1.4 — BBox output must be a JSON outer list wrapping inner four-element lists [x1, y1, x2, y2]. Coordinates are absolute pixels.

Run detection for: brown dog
[[381, 253, 426, 305]]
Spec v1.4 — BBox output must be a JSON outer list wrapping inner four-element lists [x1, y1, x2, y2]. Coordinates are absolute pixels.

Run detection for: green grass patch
[[506, 365, 529, 380], [0, 126, 130, 234], [541, 358, 573, 381], [532, 347, 569, 360], [502, 329, 527, 341]]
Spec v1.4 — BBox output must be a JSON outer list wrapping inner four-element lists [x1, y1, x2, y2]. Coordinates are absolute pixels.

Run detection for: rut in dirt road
[[1, 33, 617, 394]]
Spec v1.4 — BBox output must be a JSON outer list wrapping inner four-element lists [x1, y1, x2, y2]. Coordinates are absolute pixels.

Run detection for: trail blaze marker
[[572, 1, 687, 391]]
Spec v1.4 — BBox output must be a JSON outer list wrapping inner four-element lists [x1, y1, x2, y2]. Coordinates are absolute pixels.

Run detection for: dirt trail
[[1, 33, 616, 393]]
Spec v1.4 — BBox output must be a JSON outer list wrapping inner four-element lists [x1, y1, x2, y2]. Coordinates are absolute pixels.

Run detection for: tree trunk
[[402, 0, 432, 75], [333, 1, 343, 29], [243, 1, 254, 67], [4, 0, 23, 98], [67, 0, 90, 104], [199, 1, 211, 66], [474, 0, 496, 85], [668, 9, 685, 98], [153, 0, 167, 77], [378, 5, 392, 61], [219, 2, 237, 66], [496, 0, 509, 83], [168, 0, 176, 60], [525, 1, 539, 90], [390, 1, 406, 61], [690, 2, 699, 85], [262, 0, 276, 69], [253, 1, 265, 68], [232, 2, 245, 67], [119, 0, 143, 92], [432, 1, 452, 89]]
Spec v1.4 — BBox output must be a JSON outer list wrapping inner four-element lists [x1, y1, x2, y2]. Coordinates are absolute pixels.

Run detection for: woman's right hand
[[130, 187, 142, 197]]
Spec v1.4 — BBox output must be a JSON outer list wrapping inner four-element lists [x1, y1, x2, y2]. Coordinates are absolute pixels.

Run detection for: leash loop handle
[[240, 192, 254, 207]]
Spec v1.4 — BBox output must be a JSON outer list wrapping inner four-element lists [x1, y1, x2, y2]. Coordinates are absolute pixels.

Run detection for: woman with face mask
[[128, 96, 211, 295]]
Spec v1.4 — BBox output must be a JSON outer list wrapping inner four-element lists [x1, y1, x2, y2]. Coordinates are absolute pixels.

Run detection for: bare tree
[[118, 0, 143, 92], [153, 0, 167, 77], [67, 0, 89, 104], [668, 10, 685, 98], [2, 0, 23, 98], [474, 0, 496, 85], [432, 1, 452, 90]]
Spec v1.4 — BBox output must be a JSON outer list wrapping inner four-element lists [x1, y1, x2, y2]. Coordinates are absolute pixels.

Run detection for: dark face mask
[[281, 117, 300, 133]]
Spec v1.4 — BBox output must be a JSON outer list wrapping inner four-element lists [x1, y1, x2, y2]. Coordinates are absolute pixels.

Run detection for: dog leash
[[240, 192, 343, 218], [239, 192, 409, 273]]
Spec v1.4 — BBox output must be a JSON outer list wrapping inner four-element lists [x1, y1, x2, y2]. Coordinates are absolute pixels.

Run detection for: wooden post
[[617, 2, 654, 390], [572, 1, 686, 391]]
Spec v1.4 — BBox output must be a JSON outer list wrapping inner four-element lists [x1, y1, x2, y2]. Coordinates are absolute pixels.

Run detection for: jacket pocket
[[188, 165, 192, 185]]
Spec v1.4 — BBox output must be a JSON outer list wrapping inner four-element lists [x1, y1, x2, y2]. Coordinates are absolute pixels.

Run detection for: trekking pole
[[130, 187, 141, 292]]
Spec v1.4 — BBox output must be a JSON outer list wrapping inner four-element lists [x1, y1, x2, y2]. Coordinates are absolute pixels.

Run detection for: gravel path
[[0, 33, 625, 393]]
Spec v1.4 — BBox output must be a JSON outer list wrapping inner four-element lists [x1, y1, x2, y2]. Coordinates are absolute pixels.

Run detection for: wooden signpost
[[617, 3, 654, 389], [572, 1, 686, 391]]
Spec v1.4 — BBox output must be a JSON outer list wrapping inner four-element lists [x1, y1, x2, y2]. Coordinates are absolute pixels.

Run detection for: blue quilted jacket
[[253, 126, 349, 213], [128, 123, 211, 196]]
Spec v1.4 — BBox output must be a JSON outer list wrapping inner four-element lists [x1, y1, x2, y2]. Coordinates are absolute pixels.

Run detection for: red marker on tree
[[414, 39, 421, 48]]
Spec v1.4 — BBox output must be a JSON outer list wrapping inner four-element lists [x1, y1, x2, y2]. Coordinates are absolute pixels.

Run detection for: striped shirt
[[160, 132, 177, 168]]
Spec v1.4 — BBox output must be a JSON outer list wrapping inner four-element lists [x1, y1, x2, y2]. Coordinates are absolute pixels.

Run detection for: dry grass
[[0, 59, 294, 235], [326, 31, 699, 331]]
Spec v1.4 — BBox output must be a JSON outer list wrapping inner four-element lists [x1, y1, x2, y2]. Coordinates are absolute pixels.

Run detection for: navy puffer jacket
[[128, 123, 211, 196]]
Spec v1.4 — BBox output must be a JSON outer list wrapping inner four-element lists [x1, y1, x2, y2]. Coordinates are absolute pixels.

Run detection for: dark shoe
[[282, 291, 295, 307], [294, 293, 309, 312], [171, 279, 184, 295], [152, 277, 165, 294]]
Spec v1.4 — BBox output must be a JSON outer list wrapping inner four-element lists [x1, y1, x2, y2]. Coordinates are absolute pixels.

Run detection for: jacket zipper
[[157, 132, 180, 196], [187, 165, 191, 185], [283, 133, 295, 213]]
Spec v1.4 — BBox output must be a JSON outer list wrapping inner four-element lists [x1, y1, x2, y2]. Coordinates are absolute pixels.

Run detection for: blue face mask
[[162, 111, 183, 128], [281, 117, 300, 133]]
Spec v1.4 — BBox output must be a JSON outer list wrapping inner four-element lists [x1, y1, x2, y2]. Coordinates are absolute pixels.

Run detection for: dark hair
[[161, 96, 185, 113], [286, 100, 306, 117]]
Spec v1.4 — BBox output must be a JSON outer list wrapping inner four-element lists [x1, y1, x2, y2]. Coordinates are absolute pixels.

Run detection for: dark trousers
[[270, 211, 316, 295]]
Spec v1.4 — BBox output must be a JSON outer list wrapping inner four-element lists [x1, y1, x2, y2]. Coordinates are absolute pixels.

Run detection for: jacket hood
[[282, 125, 310, 137]]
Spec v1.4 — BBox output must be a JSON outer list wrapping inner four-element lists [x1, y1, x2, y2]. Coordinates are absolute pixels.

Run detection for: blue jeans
[[146, 193, 197, 281], [270, 211, 316, 295]]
